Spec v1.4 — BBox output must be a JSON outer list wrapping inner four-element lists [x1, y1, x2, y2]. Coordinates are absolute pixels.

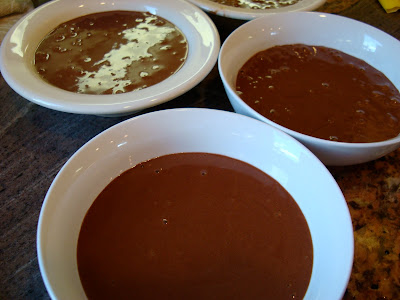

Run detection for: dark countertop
[[1, 0, 399, 299]]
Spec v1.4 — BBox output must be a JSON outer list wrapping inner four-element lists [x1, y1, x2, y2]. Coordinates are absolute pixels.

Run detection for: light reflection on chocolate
[[34, 11, 188, 95], [209, 0, 301, 9]]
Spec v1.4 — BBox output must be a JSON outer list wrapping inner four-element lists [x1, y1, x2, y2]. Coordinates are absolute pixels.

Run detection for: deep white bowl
[[0, 0, 220, 116], [219, 12, 400, 166], [187, 0, 326, 20], [37, 108, 353, 300]]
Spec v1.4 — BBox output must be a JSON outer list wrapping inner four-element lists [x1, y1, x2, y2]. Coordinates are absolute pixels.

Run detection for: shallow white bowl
[[0, 0, 220, 116], [37, 108, 353, 300], [219, 12, 400, 166], [187, 0, 326, 20]]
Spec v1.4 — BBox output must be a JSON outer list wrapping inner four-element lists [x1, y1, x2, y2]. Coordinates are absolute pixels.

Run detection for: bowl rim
[[187, 0, 326, 20], [218, 11, 400, 148], [0, 0, 220, 116], [37, 107, 354, 300]]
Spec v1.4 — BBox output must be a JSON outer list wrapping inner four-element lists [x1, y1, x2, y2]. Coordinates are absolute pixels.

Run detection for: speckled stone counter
[[330, 150, 400, 299], [0, 0, 399, 299]]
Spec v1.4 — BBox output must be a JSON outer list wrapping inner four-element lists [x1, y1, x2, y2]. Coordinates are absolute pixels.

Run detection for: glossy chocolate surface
[[236, 44, 400, 143], [35, 11, 187, 94], [77, 153, 312, 299]]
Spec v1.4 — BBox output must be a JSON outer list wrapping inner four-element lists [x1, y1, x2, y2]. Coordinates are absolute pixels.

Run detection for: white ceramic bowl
[[219, 12, 400, 166], [37, 108, 353, 300], [187, 0, 326, 20], [0, 0, 220, 116]]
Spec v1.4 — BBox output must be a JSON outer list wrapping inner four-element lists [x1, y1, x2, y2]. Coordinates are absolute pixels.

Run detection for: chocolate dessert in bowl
[[219, 12, 400, 165], [0, 0, 220, 116], [37, 108, 353, 299], [187, 0, 326, 20]]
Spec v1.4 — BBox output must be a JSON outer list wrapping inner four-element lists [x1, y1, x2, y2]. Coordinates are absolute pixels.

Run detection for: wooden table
[[1, 0, 399, 299]]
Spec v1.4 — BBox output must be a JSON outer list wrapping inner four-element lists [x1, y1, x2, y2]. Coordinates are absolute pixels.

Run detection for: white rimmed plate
[[0, 0, 220, 116]]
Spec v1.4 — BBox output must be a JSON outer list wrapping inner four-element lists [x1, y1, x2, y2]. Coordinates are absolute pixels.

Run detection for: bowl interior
[[219, 12, 400, 93], [187, 0, 326, 20], [37, 108, 353, 300], [0, 0, 220, 115]]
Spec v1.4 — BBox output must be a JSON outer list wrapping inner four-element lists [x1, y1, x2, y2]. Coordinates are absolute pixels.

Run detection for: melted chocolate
[[34, 11, 188, 95], [77, 153, 313, 299], [210, 0, 301, 9], [236, 44, 400, 143]]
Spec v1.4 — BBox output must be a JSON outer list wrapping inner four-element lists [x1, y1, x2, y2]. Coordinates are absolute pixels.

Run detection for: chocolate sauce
[[236, 44, 400, 143], [34, 11, 188, 95], [77, 152, 313, 299], [210, 0, 301, 9]]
